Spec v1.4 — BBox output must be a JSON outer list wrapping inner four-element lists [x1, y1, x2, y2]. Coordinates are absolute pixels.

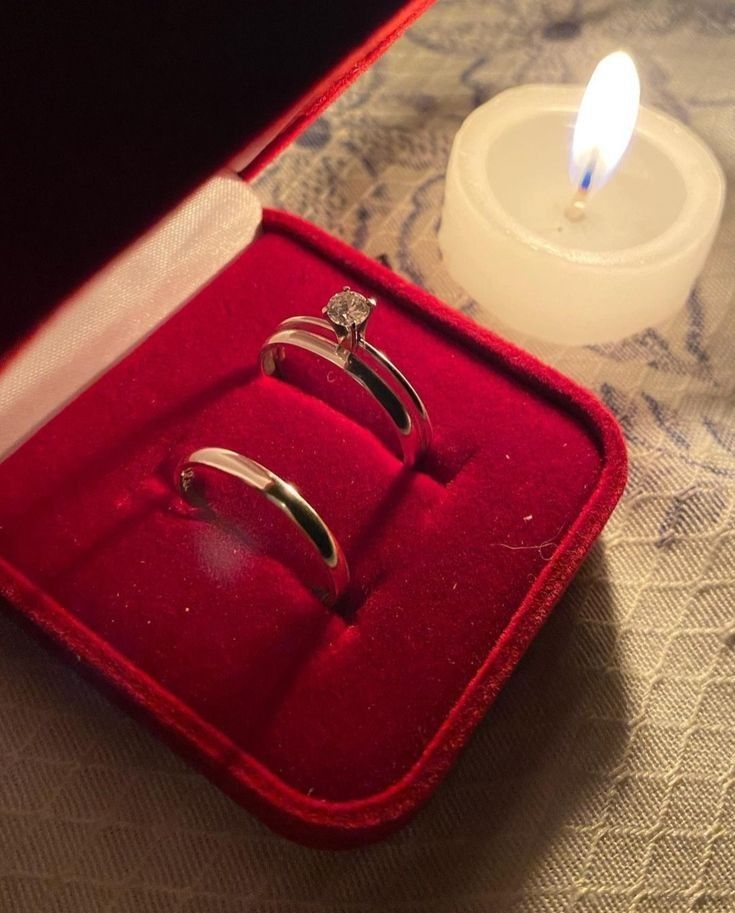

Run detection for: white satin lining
[[0, 172, 261, 459]]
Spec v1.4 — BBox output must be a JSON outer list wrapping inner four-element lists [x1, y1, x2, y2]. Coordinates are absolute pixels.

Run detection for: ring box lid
[[1, 0, 432, 358]]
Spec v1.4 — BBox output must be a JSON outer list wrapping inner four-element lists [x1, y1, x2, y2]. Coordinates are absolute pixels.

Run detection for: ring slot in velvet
[[0, 209, 626, 846]]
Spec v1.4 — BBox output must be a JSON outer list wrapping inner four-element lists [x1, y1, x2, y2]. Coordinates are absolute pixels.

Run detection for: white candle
[[439, 53, 725, 346]]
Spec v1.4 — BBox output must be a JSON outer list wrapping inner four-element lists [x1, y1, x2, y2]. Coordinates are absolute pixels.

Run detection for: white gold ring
[[259, 289, 432, 466]]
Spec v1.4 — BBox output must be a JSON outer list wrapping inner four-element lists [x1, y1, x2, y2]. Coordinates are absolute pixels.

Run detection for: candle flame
[[570, 51, 640, 194]]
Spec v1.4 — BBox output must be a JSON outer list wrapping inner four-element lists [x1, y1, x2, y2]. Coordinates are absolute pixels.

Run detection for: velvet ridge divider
[[0, 208, 627, 847]]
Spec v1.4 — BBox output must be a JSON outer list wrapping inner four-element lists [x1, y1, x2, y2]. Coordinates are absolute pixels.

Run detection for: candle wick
[[565, 151, 598, 223]]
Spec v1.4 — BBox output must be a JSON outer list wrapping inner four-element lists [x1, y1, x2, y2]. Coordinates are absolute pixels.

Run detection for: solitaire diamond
[[325, 290, 372, 329]]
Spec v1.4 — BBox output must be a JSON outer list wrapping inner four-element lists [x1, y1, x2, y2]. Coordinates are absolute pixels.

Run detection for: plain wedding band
[[178, 447, 350, 606]]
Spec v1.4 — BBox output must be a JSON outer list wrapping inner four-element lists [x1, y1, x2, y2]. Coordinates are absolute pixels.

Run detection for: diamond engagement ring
[[323, 287, 376, 352], [178, 447, 349, 606], [259, 289, 432, 466]]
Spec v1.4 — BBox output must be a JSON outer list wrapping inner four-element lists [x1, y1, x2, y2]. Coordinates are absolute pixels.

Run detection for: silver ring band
[[259, 292, 431, 466], [178, 447, 349, 606]]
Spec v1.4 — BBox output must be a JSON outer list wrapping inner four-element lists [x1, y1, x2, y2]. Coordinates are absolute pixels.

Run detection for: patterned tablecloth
[[1, 1, 733, 910]]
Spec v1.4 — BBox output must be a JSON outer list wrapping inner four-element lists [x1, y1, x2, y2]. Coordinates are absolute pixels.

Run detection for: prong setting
[[324, 288, 375, 352]]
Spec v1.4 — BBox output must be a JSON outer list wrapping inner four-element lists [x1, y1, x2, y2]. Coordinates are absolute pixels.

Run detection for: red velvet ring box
[[0, 2, 627, 847]]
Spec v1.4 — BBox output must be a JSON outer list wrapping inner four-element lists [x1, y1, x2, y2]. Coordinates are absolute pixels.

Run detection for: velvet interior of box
[[0, 209, 627, 846]]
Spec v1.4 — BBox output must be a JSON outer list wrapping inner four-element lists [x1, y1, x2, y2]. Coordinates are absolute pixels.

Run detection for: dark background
[[1, 0, 405, 353]]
